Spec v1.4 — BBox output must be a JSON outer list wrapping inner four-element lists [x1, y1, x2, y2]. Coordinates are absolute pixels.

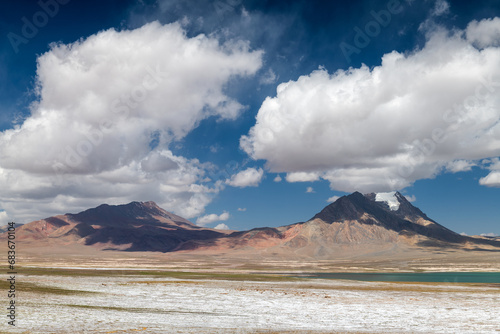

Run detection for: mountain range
[[5, 192, 500, 258]]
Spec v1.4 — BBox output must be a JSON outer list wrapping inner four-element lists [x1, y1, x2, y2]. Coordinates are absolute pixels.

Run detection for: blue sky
[[0, 0, 499, 236]]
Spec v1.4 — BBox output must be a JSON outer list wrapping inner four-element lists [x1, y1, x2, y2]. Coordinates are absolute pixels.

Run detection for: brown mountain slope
[[9, 201, 229, 252], [179, 192, 500, 257]]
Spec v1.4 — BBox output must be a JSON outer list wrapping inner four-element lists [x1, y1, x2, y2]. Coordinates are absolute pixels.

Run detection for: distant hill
[[3, 193, 500, 257]]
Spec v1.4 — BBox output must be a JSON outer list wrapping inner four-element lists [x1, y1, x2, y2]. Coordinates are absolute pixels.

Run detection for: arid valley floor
[[2, 247, 500, 334]]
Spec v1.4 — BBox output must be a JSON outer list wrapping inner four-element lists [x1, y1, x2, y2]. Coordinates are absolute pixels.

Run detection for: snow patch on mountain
[[375, 192, 400, 211]]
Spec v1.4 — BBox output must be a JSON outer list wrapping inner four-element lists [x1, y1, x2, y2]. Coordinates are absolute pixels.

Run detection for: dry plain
[[2, 247, 499, 334]]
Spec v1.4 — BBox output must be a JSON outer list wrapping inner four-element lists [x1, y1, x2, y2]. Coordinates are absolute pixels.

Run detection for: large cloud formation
[[0, 21, 262, 223], [241, 18, 500, 192]]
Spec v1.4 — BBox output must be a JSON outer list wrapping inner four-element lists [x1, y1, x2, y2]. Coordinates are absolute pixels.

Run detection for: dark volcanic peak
[[312, 191, 469, 244], [312, 191, 370, 222], [311, 192, 500, 249], [67, 201, 194, 229]]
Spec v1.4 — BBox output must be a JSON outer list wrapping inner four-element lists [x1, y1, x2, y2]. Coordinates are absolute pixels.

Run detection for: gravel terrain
[[4, 271, 500, 334]]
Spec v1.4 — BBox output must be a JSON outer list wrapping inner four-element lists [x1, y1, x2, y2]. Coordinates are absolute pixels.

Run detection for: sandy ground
[[2, 269, 500, 334], [18, 243, 500, 273]]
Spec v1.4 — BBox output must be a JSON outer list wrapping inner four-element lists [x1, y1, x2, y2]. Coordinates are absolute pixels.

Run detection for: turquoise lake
[[300, 272, 500, 283]]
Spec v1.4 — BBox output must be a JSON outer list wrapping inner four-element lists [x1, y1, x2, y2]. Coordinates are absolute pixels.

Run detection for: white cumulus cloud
[[479, 171, 500, 187], [1, 21, 262, 174], [214, 223, 230, 230], [226, 167, 264, 187], [0, 21, 262, 223], [326, 196, 340, 203], [286, 172, 320, 183], [196, 211, 230, 226], [241, 18, 500, 193], [479, 158, 500, 187], [466, 17, 500, 48], [445, 160, 476, 173]]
